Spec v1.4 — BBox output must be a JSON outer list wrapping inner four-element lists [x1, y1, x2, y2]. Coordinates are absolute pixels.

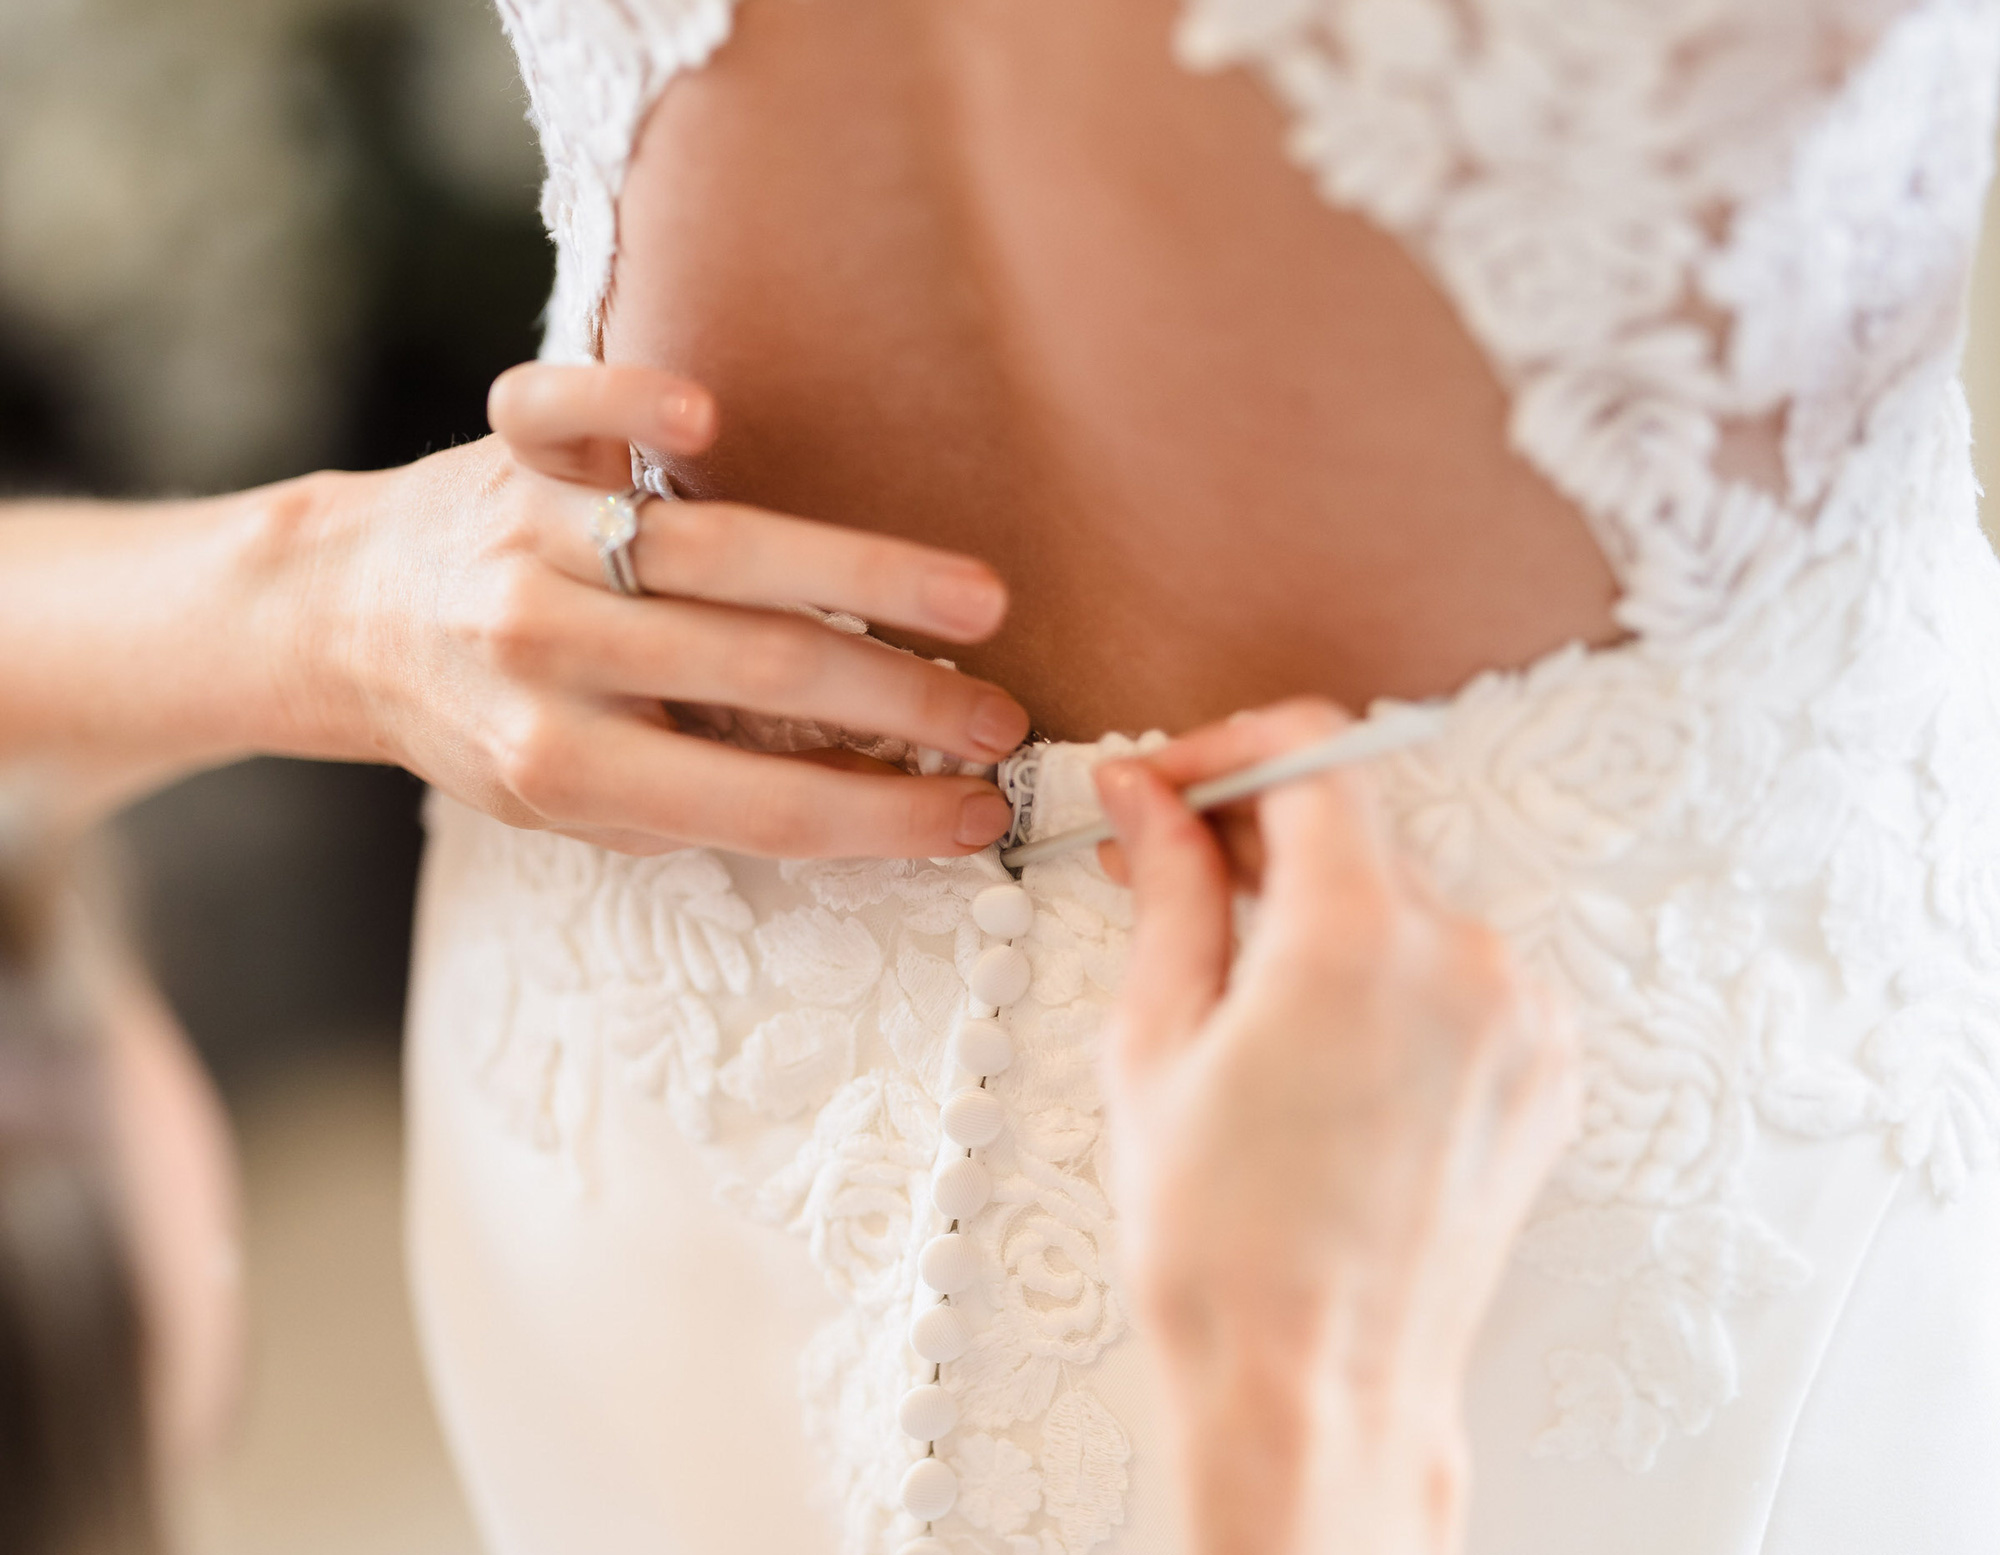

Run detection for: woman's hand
[[292, 362, 1030, 857], [1094, 700, 1577, 1555]]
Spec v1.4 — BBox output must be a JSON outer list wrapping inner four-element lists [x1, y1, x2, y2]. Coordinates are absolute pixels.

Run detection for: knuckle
[[484, 479, 539, 556], [910, 665, 969, 733], [730, 620, 822, 704], [893, 781, 960, 852], [856, 534, 902, 576], [476, 564, 557, 675], [858, 535, 919, 600], [485, 364, 533, 432], [1263, 694, 1350, 744], [480, 790, 544, 832], [1286, 869, 1403, 963], [736, 799, 825, 858], [656, 501, 737, 594], [493, 709, 575, 814]]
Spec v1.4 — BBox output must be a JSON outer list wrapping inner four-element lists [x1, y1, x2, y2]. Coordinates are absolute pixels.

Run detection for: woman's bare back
[[600, 0, 1620, 740]]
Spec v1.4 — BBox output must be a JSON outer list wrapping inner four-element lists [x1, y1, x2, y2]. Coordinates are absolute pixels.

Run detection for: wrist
[[1147, 1292, 1465, 1555], [228, 468, 389, 764], [1297, 1365, 1466, 1555]]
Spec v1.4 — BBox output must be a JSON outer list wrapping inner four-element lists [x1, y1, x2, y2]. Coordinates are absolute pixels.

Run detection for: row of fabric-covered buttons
[[894, 880, 1038, 1555]]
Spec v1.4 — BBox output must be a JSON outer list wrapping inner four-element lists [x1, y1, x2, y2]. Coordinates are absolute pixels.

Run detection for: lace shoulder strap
[[493, 0, 735, 362], [1175, 0, 2000, 642]]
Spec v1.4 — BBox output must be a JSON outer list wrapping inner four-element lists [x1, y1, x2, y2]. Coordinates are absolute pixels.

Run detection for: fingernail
[[660, 390, 714, 444], [922, 569, 1006, 636], [956, 790, 1013, 848], [1094, 764, 1145, 836], [968, 693, 1030, 758]]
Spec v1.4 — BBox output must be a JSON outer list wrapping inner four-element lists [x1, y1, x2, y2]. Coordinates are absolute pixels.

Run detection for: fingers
[[489, 363, 718, 488], [1256, 765, 1399, 926], [505, 710, 1016, 858], [1112, 694, 1404, 954], [489, 363, 1013, 644], [1096, 761, 1234, 1065], [534, 583, 1029, 763], [536, 487, 1010, 643], [645, 502, 1010, 643], [1139, 698, 1353, 788], [545, 750, 940, 856], [1112, 699, 1355, 885]]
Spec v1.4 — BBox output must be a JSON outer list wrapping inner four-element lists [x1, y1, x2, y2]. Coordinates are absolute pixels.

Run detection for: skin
[[1096, 703, 1579, 1555], [604, 0, 1622, 737], [0, 370, 1032, 857]]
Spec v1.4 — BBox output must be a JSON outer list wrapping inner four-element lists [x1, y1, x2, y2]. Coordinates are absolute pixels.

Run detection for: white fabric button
[[969, 944, 1032, 1006], [920, 1232, 977, 1295], [900, 1458, 959, 1521], [898, 1383, 959, 1441], [973, 883, 1036, 939], [932, 1157, 991, 1219], [898, 1541, 953, 1555], [941, 1088, 1004, 1148], [953, 1017, 1013, 1077], [910, 1302, 971, 1363]]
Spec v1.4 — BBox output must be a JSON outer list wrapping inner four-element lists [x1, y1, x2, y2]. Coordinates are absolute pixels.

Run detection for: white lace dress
[[406, 4, 2000, 1553]]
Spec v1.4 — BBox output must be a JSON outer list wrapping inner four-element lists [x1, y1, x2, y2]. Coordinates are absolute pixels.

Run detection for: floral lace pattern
[[434, 739, 1164, 1554], [1174, 0, 2000, 645], [492, 0, 734, 362], [1367, 384, 2000, 1465], [448, 0, 2000, 1543]]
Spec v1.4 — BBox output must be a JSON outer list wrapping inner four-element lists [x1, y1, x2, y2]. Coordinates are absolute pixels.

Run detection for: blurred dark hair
[[0, 831, 157, 1555]]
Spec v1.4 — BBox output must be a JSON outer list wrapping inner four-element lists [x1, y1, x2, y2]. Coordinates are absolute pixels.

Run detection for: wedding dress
[[405, 3, 2000, 1553]]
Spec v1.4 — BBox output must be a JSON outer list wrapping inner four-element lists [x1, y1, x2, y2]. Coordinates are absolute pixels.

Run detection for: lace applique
[[999, 735, 1168, 858], [1368, 385, 2000, 1467], [1174, 0, 2000, 645], [492, 0, 735, 361], [446, 743, 1155, 1552], [997, 745, 1052, 852]]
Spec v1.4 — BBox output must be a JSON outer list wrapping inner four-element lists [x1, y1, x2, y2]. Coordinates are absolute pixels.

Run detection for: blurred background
[[0, 0, 547, 1548], [2, 5, 2000, 1552]]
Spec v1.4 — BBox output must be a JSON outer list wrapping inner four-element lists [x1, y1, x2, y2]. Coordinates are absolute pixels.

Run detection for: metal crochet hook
[[998, 704, 1449, 871]]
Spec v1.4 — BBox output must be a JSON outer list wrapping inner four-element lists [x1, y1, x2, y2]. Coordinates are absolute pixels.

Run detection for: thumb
[[1096, 761, 1232, 1076]]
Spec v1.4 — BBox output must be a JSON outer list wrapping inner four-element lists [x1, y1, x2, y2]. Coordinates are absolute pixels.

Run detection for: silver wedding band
[[590, 486, 648, 597]]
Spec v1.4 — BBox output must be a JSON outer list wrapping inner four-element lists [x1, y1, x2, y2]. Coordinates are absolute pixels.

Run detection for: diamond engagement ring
[[590, 487, 647, 597]]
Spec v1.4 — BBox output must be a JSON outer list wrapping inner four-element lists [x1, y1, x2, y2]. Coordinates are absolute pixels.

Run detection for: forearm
[[0, 474, 369, 824]]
